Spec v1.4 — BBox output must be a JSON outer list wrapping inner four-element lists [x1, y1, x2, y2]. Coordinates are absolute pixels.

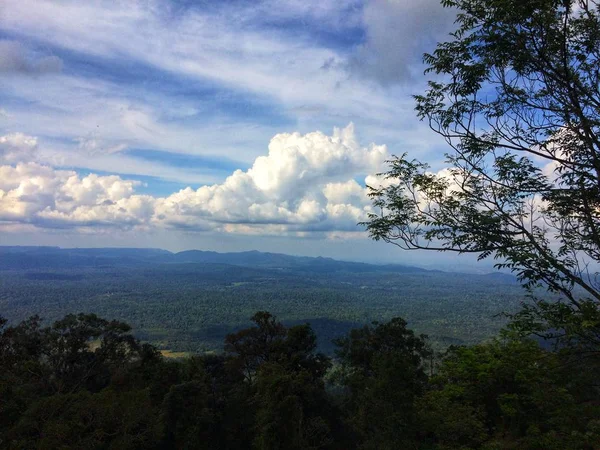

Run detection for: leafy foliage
[[333, 318, 432, 449], [1, 312, 598, 449], [420, 339, 600, 448], [364, 0, 600, 349]]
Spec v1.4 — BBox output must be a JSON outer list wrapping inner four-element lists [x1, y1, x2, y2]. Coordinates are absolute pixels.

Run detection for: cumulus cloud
[[0, 134, 165, 229], [0, 126, 389, 234], [0, 163, 153, 228], [0, 40, 63, 74], [347, 0, 456, 84], [154, 124, 387, 231]]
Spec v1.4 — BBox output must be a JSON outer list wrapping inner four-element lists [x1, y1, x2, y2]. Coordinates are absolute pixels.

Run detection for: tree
[[224, 311, 287, 383], [160, 354, 253, 449], [7, 389, 163, 450], [224, 311, 330, 383], [333, 318, 432, 449], [44, 313, 142, 393], [224, 313, 335, 449], [253, 362, 334, 450], [418, 339, 600, 448], [0, 313, 167, 449], [364, 0, 600, 347], [0, 315, 47, 432]]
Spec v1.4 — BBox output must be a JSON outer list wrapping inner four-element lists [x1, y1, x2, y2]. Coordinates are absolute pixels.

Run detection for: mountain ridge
[[0, 245, 516, 279], [0, 245, 432, 274]]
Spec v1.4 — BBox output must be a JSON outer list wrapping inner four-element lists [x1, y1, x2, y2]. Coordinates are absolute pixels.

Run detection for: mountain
[[0, 246, 431, 274], [165, 250, 432, 274], [0, 246, 170, 270]]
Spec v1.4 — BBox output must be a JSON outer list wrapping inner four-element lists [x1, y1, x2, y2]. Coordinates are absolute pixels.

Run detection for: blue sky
[[0, 0, 478, 267]]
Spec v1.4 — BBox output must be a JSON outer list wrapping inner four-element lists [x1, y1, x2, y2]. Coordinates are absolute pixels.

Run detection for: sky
[[0, 0, 483, 269]]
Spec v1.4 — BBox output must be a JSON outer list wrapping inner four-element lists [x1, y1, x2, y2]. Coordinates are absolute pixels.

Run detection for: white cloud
[[154, 124, 386, 231], [0, 162, 152, 228], [75, 135, 128, 156], [1, 1, 340, 105], [0, 73, 285, 169], [0, 0, 448, 188], [0, 126, 388, 234], [0, 0, 427, 125], [0, 0, 484, 262]]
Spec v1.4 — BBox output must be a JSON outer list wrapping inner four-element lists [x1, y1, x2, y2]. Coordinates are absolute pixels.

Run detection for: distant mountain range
[[0, 246, 518, 282], [0, 245, 437, 274]]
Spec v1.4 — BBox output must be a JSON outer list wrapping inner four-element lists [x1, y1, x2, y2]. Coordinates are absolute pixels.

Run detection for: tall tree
[[418, 339, 600, 448], [364, 0, 600, 347], [223, 312, 335, 449], [333, 318, 431, 449]]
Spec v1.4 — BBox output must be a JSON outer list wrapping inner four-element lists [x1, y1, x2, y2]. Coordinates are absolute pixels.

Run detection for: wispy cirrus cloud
[[0, 0, 444, 164]]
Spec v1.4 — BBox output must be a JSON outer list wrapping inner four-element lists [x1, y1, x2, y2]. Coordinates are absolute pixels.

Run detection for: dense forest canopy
[[0, 247, 526, 354], [2, 312, 599, 449]]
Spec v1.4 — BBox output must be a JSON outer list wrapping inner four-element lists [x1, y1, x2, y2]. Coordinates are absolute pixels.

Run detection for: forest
[[1, 311, 598, 449], [0, 246, 526, 354]]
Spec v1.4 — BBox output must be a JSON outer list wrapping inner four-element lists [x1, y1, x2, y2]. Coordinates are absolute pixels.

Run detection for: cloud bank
[[0, 125, 388, 235]]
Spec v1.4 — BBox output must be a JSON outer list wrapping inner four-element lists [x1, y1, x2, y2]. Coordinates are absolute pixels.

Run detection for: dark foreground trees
[[2, 311, 599, 449], [364, 0, 600, 349], [333, 318, 432, 449], [0, 312, 341, 450]]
